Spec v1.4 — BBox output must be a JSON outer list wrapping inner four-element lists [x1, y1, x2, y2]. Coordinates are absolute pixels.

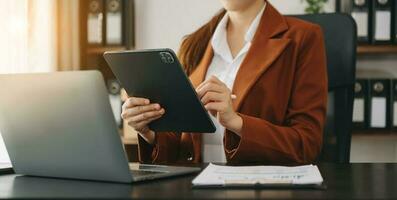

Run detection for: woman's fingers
[[120, 96, 166, 134], [201, 91, 224, 105], [196, 76, 223, 91], [128, 109, 165, 124], [208, 75, 224, 85], [204, 102, 225, 112], [122, 97, 150, 110], [121, 103, 160, 119], [196, 76, 231, 99], [196, 82, 226, 98], [132, 114, 163, 131], [197, 82, 224, 98], [126, 109, 165, 131]]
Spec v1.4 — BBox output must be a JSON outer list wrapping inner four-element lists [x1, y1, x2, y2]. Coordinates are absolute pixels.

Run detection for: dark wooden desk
[[0, 163, 396, 199]]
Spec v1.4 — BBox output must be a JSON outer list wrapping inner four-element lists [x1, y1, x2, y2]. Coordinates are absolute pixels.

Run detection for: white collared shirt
[[202, 4, 266, 163]]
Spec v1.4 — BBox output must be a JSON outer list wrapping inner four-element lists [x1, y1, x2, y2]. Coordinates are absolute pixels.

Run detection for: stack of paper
[[192, 163, 323, 188]]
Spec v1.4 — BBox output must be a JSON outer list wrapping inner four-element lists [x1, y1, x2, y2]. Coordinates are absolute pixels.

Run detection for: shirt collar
[[211, 13, 231, 62], [211, 3, 267, 62]]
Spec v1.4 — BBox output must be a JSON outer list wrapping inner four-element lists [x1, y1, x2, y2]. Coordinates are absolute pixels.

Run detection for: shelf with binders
[[337, 0, 397, 53], [79, 0, 135, 81], [352, 78, 397, 135]]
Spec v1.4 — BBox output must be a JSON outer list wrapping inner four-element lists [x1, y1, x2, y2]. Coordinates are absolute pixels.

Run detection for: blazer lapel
[[232, 3, 291, 111]]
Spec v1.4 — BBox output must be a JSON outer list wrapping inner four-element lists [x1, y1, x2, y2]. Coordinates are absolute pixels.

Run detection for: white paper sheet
[[375, 11, 391, 41], [353, 98, 365, 122], [351, 12, 368, 37], [370, 97, 387, 128], [192, 163, 323, 186]]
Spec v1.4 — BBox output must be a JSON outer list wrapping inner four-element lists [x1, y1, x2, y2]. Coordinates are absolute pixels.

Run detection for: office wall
[[134, 0, 397, 162], [270, 0, 335, 15], [134, 0, 221, 50], [134, 0, 335, 51]]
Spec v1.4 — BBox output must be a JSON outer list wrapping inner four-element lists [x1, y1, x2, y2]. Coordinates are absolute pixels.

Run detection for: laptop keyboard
[[130, 170, 166, 177]]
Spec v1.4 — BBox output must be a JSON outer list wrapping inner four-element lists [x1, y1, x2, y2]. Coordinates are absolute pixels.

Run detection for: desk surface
[[0, 163, 396, 199]]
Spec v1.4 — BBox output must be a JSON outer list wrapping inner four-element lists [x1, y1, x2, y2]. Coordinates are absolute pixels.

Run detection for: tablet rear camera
[[159, 52, 175, 64]]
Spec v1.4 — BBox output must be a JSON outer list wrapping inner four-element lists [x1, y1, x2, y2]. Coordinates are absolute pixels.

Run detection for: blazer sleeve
[[137, 132, 181, 164], [224, 25, 328, 165]]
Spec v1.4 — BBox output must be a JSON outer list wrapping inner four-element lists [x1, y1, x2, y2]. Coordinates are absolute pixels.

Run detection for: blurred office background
[[0, 0, 396, 164]]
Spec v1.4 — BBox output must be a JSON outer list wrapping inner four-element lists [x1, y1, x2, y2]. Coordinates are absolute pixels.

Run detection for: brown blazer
[[137, 2, 327, 165]]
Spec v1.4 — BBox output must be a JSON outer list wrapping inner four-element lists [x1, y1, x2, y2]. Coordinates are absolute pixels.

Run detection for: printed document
[[192, 163, 323, 187]]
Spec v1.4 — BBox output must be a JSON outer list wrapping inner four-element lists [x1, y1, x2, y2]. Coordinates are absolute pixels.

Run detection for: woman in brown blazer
[[121, 0, 327, 165]]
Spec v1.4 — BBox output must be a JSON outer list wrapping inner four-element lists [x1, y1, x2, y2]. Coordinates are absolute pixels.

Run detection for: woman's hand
[[121, 97, 165, 144], [196, 76, 243, 136]]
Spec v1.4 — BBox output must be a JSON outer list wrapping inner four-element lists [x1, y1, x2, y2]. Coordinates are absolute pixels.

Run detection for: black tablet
[[104, 49, 216, 133]]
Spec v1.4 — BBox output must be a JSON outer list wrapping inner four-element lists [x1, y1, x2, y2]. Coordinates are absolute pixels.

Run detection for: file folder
[[392, 80, 397, 129], [353, 79, 369, 129], [351, 0, 372, 43], [87, 0, 104, 44], [372, 0, 393, 43], [106, 0, 123, 45], [369, 79, 391, 129]]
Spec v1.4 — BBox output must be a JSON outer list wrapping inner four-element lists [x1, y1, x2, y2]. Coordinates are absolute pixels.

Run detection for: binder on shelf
[[351, 0, 372, 43], [392, 80, 397, 130], [353, 79, 369, 129], [372, 0, 393, 44], [87, 0, 104, 44], [368, 79, 391, 129], [106, 0, 123, 45]]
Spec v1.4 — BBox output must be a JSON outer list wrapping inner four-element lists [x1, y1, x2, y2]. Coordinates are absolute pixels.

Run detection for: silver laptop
[[0, 71, 200, 183]]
